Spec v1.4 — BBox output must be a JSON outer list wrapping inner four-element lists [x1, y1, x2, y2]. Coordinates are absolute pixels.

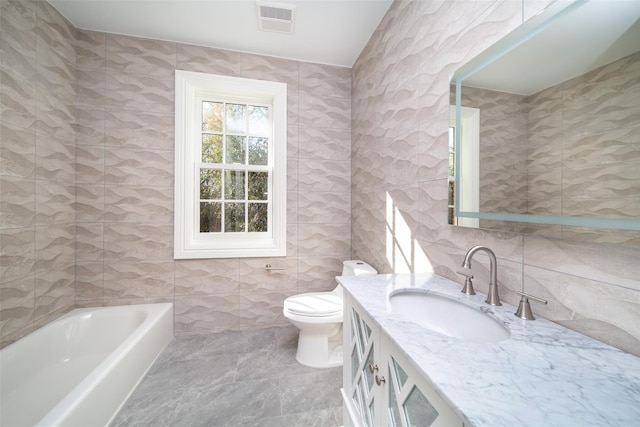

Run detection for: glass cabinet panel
[[383, 341, 462, 427], [404, 385, 439, 427], [364, 322, 372, 340], [351, 346, 359, 382], [352, 309, 363, 354], [368, 399, 376, 426], [364, 347, 375, 392], [392, 357, 409, 388], [348, 306, 378, 427], [345, 297, 464, 427], [388, 372, 401, 427]]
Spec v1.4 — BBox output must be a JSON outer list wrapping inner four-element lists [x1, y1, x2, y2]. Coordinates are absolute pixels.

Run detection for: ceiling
[[48, 0, 393, 68], [460, 0, 640, 95]]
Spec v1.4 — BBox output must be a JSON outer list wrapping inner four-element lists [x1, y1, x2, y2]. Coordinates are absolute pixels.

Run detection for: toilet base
[[294, 323, 343, 368]]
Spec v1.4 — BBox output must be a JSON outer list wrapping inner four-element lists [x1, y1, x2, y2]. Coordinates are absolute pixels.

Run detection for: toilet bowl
[[283, 260, 377, 368]]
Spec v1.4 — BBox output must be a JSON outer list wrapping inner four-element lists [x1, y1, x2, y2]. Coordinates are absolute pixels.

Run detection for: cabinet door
[[344, 299, 380, 427], [382, 335, 463, 427]]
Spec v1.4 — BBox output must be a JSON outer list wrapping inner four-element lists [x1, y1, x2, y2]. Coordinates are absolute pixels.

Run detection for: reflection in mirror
[[450, 0, 640, 246], [448, 106, 479, 228]]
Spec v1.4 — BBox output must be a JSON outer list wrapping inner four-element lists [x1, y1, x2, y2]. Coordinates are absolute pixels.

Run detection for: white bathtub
[[0, 303, 173, 427]]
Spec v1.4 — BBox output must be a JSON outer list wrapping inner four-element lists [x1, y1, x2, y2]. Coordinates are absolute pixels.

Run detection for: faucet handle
[[456, 270, 475, 295], [456, 269, 473, 278], [515, 291, 548, 320]]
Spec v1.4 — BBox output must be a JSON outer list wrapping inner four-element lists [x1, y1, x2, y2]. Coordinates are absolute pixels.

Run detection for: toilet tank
[[342, 260, 377, 276]]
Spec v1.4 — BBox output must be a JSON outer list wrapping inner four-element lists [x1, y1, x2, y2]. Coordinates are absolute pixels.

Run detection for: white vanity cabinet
[[343, 295, 464, 427]]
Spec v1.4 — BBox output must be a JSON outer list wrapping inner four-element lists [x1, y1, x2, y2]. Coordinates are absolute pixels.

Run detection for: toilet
[[283, 260, 377, 368]]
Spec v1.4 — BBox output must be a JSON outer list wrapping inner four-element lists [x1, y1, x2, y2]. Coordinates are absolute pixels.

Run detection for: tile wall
[[459, 51, 640, 244], [457, 86, 529, 230], [1, 0, 352, 345], [351, 0, 640, 356], [525, 51, 640, 245], [73, 33, 352, 335], [3, 0, 639, 358], [1, 0, 77, 346]]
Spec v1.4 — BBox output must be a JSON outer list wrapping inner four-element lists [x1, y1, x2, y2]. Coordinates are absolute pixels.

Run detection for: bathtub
[[0, 303, 173, 427]]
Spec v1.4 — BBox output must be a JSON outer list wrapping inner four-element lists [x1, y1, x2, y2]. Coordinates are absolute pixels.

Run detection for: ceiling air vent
[[255, 1, 296, 34]]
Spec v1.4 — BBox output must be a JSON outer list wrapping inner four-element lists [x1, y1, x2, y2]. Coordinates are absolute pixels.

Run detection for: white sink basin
[[389, 290, 510, 342]]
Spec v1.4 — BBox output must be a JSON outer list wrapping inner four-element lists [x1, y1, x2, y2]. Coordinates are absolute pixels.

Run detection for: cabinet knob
[[375, 375, 386, 386], [368, 363, 379, 374]]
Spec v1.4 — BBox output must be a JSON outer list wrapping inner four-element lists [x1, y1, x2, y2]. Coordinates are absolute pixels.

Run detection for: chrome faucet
[[461, 246, 501, 306]]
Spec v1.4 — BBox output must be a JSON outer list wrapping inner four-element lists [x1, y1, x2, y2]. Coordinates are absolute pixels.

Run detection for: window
[[174, 71, 287, 259]]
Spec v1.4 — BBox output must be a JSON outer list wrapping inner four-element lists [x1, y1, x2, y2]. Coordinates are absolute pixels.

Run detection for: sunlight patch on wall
[[386, 192, 433, 274]]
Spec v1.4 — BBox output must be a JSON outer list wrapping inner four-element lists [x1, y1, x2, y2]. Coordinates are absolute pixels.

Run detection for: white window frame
[[174, 70, 287, 259]]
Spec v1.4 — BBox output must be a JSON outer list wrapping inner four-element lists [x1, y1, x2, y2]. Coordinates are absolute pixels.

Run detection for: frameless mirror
[[449, 0, 640, 246]]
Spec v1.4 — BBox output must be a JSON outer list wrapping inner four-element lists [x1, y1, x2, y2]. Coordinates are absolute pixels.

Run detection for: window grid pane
[[224, 202, 245, 232], [202, 134, 223, 163], [248, 137, 269, 166], [248, 171, 268, 200], [225, 103, 247, 134], [200, 201, 221, 233], [224, 170, 245, 200], [202, 101, 223, 132], [199, 100, 271, 235], [200, 169, 221, 200], [248, 105, 270, 136], [248, 203, 268, 232], [225, 135, 246, 164]]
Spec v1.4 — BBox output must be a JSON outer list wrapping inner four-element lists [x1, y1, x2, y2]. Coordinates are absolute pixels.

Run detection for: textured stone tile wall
[[454, 51, 640, 244], [526, 51, 640, 245], [73, 31, 352, 335], [458, 86, 529, 232], [1, 0, 77, 346], [3, 0, 639, 358], [2, 1, 351, 341], [351, 0, 640, 356]]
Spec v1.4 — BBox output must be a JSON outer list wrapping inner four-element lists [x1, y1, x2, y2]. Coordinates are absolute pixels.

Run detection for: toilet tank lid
[[343, 260, 377, 275]]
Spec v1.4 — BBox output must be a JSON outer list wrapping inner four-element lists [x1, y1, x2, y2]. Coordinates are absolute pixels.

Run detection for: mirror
[[450, 0, 640, 246]]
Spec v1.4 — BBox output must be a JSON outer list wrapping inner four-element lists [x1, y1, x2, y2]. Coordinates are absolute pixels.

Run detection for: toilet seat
[[283, 260, 377, 368], [284, 293, 342, 317]]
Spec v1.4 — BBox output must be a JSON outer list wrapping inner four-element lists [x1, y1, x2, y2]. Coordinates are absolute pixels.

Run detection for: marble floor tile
[[275, 322, 299, 350], [229, 407, 343, 427], [111, 326, 343, 427], [280, 368, 343, 416], [235, 347, 309, 382], [171, 378, 281, 427], [110, 388, 183, 427], [156, 328, 279, 365], [135, 353, 239, 395]]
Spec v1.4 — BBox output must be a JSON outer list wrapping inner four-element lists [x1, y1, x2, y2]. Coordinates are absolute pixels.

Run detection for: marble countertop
[[338, 273, 640, 427]]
